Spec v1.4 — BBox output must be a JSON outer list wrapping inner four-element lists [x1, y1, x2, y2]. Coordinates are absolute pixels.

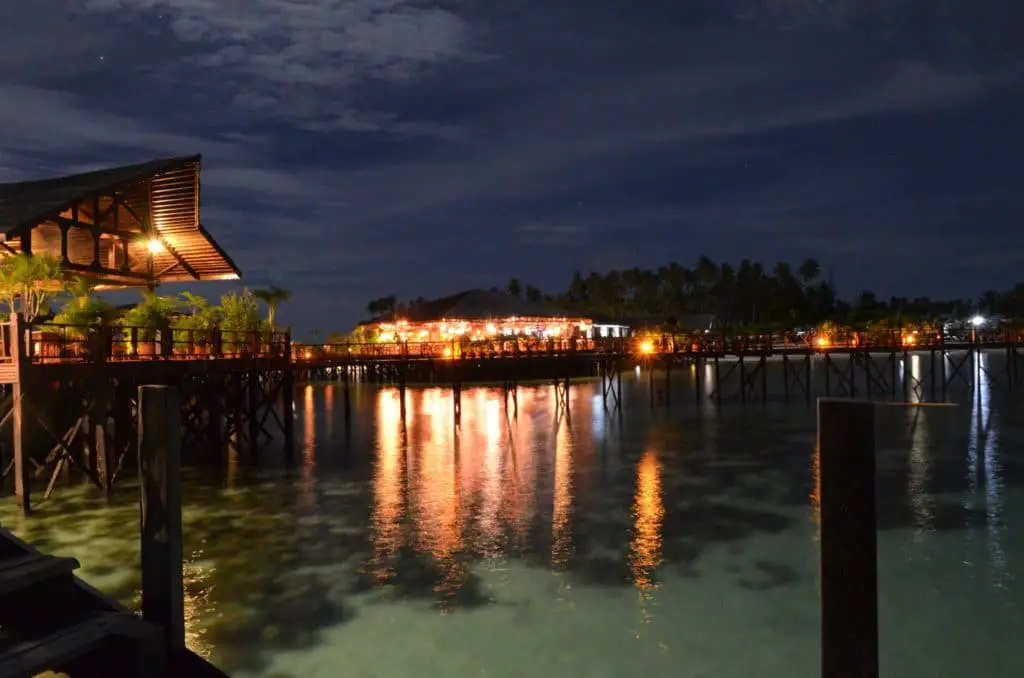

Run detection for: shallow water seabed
[[0, 371, 1020, 678]]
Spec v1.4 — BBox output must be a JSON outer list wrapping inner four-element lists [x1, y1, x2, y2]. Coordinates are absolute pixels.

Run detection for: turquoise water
[[1, 354, 1022, 677]]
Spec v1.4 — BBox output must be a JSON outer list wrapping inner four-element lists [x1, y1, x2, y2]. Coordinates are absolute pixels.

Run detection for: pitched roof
[[0, 155, 241, 283], [369, 288, 584, 324]]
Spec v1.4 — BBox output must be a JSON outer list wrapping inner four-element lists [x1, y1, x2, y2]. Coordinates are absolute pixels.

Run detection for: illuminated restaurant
[[359, 288, 593, 342]]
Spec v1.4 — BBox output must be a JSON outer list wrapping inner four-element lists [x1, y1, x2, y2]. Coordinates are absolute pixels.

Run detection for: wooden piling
[[282, 351, 295, 464], [247, 373, 260, 462], [137, 384, 185, 653], [817, 398, 878, 678], [11, 314, 31, 512]]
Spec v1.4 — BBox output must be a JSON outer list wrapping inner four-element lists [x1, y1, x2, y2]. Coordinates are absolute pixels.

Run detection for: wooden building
[[0, 155, 241, 286], [358, 288, 592, 342], [0, 157, 293, 517]]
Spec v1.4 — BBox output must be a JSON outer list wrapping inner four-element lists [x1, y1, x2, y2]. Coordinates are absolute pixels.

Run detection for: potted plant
[[174, 292, 220, 356], [119, 292, 182, 357], [218, 289, 263, 356]]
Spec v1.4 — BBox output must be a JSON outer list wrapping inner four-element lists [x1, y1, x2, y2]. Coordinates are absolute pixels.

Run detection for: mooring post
[[10, 314, 31, 513], [647, 360, 655, 408], [343, 370, 352, 434], [817, 398, 878, 678], [282, 334, 295, 463], [138, 384, 185, 654], [247, 373, 261, 463], [782, 354, 791, 401]]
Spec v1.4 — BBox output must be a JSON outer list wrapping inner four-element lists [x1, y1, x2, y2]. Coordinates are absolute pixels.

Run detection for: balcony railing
[[292, 327, 1024, 362], [0, 317, 290, 364]]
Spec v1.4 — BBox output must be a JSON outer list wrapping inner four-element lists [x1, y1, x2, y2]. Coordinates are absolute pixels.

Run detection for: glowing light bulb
[[147, 238, 164, 254]]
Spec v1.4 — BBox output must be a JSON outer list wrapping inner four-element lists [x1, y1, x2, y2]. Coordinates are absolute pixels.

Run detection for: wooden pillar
[[91, 379, 113, 494], [247, 372, 261, 463], [817, 399, 878, 678], [664, 359, 672, 408], [282, 334, 295, 463], [138, 384, 185, 653], [10, 314, 31, 512], [782, 354, 790, 401], [760, 353, 768, 404], [343, 369, 352, 434], [647, 360, 655, 408], [804, 354, 812, 405]]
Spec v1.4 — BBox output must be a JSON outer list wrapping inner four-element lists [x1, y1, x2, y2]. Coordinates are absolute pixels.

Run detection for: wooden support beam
[[137, 384, 185, 653], [817, 398, 878, 678], [120, 200, 200, 280], [10, 314, 31, 513]]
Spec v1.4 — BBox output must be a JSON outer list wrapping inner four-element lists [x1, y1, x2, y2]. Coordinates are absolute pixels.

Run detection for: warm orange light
[[639, 340, 654, 354], [147, 238, 164, 254], [303, 349, 312, 359], [442, 346, 452, 358], [902, 333, 916, 346], [816, 336, 830, 348]]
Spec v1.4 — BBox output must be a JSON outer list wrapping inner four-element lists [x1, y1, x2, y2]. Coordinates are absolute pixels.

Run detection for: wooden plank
[[817, 398, 878, 678], [0, 554, 79, 596], [0, 612, 138, 677]]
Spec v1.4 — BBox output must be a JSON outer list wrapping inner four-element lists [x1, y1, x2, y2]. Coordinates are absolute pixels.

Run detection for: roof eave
[[4, 154, 203, 238], [196, 222, 243, 279]]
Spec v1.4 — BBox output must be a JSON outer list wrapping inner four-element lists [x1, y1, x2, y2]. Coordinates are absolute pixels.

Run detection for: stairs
[[0, 528, 165, 678]]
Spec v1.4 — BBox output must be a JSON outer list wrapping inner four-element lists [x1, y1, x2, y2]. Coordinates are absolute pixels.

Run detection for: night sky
[[2, 1, 1022, 335]]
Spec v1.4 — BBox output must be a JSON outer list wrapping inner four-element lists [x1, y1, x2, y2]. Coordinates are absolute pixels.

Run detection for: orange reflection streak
[[811, 440, 821, 543], [629, 450, 664, 591], [551, 416, 573, 568], [324, 383, 335, 441], [371, 388, 405, 583], [302, 384, 316, 463], [299, 385, 316, 509], [478, 393, 504, 554], [502, 389, 534, 547], [415, 389, 460, 558], [414, 387, 463, 607]]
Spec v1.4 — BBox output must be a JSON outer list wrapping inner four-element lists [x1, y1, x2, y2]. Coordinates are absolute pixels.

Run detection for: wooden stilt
[[817, 399, 878, 678], [138, 384, 185, 654]]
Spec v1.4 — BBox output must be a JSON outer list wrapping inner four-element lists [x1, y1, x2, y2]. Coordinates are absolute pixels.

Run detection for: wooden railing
[[0, 317, 291, 364], [292, 327, 1024, 362]]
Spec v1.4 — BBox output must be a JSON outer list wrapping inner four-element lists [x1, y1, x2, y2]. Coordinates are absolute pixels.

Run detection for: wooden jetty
[[291, 326, 1024, 426], [0, 315, 293, 514]]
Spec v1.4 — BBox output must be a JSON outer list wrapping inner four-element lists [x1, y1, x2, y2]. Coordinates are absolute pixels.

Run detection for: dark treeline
[[366, 256, 1024, 330]]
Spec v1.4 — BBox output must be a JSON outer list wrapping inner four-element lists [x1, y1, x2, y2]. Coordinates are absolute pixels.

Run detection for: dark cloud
[[0, 0, 1021, 334]]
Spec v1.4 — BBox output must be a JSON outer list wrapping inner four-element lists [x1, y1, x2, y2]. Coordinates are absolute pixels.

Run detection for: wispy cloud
[[77, 0, 481, 133]]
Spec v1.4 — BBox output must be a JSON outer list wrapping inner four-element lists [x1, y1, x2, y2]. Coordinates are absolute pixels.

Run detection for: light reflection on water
[[1, 361, 1022, 677]]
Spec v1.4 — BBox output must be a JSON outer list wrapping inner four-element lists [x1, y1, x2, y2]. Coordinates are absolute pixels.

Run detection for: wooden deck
[[0, 317, 290, 386], [0, 528, 227, 678]]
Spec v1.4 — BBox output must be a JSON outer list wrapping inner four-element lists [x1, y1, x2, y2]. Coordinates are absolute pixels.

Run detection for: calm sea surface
[[2, 354, 1022, 677]]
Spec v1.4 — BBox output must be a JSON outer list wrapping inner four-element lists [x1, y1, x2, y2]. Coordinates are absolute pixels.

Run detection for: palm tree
[[253, 285, 291, 329], [798, 258, 821, 287], [0, 253, 63, 322]]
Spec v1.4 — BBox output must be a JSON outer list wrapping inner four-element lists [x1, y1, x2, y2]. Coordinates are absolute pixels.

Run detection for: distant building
[[597, 313, 720, 336], [588, 314, 633, 338], [359, 288, 592, 342]]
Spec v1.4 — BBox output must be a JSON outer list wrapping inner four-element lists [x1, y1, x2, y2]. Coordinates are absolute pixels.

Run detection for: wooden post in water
[[10, 314, 31, 513], [343, 369, 352, 434], [817, 398, 878, 678], [282, 334, 295, 463], [138, 384, 185, 653]]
